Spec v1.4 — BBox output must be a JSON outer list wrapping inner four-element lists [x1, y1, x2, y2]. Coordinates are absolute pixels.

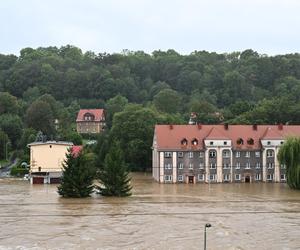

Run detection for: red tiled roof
[[154, 124, 300, 150], [76, 109, 105, 122], [71, 145, 83, 157]]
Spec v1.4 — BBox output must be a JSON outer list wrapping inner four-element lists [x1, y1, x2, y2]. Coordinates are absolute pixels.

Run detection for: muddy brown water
[[0, 173, 299, 250]]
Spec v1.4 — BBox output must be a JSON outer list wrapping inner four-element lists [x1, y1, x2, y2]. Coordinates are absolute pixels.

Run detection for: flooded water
[[0, 173, 299, 250]]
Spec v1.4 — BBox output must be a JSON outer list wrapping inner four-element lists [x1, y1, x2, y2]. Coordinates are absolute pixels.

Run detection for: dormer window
[[84, 113, 95, 121], [237, 138, 244, 145], [181, 138, 188, 146], [191, 138, 198, 146], [247, 138, 254, 145], [210, 141, 214, 146]]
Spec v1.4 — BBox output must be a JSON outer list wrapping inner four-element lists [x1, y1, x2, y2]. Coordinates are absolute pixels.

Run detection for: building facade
[[76, 109, 106, 134], [152, 124, 298, 184], [28, 141, 74, 184]]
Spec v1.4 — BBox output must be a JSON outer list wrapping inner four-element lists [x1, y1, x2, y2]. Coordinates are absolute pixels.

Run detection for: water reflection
[[0, 173, 299, 250]]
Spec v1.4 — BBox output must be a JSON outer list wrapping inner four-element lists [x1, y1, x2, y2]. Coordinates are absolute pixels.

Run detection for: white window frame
[[235, 174, 241, 180], [255, 162, 261, 169], [223, 151, 230, 158], [164, 175, 172, 181], [178, 163, 183, 169], [178, 175, 183, 181], [199, 151, 204, 158], [189, 163, 193, 169], [267, 150, 274, 157], [199, 163, 204, 169], [209, 174, 215, 181], [223, 174, 230, 181], [255, 173, 261, 180], [235, 162, 240, 169], [280, 164, 286, 169], [198, 174, 204, 181], [245, 162, 251, 169], [188, 152, 194, 158], [178, 152, 183, 158], [280, 174, 286, 180], [210, 163, 216, 169], [164, 163, 172, 169], [255, 151, 261, 158], [267, 163, 274, 169], [223, 163, 230, 169], [164, 152, 172, 158], [209, 151, 216, 158], [267, 174, 273, 180], [245, 151, 250, 158], [236, 151, 240, 158]]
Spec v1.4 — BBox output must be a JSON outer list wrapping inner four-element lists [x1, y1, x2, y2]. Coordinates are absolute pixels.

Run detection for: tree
[[0, 130, 10, 160], [106, 94, 128, 127], [58, 149, 96, 198], [25, 100, 55, 136], [0, 92, 19, 115], [278, 137, 300, 189], [98, 142, 132, 197], [0, 114, 23, 148], [153, 89, 181, 113]]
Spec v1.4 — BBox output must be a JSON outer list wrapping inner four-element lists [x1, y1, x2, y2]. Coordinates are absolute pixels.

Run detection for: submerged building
[[152, 124, 300, 184]]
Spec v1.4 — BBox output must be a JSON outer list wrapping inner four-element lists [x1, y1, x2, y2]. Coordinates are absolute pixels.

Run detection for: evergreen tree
[[278, 137, 300, 189], [98, 142, 132, 197], [58, 149, 95, 198]]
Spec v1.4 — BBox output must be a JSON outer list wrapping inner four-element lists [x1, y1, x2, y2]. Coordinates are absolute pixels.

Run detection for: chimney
[[224, 123, 229, 130], [278, 123, 283, 130], [169, 124, 173, 130], [197, 124, 202, 130], [253, 124, 257, 130]]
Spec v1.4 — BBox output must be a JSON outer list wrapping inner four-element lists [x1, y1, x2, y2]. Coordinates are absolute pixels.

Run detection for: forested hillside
[[1, 45, 300, 169]]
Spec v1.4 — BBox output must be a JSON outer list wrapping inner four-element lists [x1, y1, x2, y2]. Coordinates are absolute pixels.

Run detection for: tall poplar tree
[[278, 137, 300, 189], [98, 142, 132, 197]]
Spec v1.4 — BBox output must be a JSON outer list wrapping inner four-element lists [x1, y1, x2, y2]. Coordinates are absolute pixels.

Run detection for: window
[[223, 163, 230, 169], [246, 162, 251, 169], [223, 151, 230, 158], [235, 174, 241, 180], [49, 145, 52, 148], [236, 151, 240, 158], [188, 152, 194, 158], [164, 175, 172, 181], [245, 151, 250, 158], [280, 141, 284, 145], [267, 174, 273, 181], [209, 174, 216, 181], [210, 163, 216, 169], [267, 163, 274, 169], [209, 151, 216, 158], [178, 175, 183, 181], [189, 163, 193, 169], [255, 162, 261, 169], [209, 141, 214, 146], [247, 138, 254, 145], [178, 163, 183, 169], [267, 150, 274, 157], [223, 174, 230, 181], [192, 139, 198, 145], [255, 174, 261, 180], [237, 138, 244, 145], [224, 141, 227, 145], [181, 138, 188, 146], [280, 174, 286, 180], [164, 163, 172, 169], [164, 152, 172, 158], [255, 151, 261, 158], [199, 163, 204, 169], [236, 162, 240, 169], [280, 164, 286, 169], [199, 151, 204, 158], [198, 174, 204, 181], [178, 152, 183, 158], [267, 141, 271, 145]]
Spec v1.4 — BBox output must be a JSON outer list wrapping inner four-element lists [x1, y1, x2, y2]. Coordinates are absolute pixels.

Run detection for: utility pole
[[204, 223, 211, 250]]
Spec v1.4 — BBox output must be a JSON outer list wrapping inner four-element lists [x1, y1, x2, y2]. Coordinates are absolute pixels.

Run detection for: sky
[[1, 0, 300, 56]]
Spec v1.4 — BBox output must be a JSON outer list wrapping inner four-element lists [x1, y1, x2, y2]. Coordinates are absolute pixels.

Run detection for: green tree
[[153, 89, 181, 113], [0, 130, 10, 160], [0, 92, 19, 115], [58, 149, 95, 198], [0, 114, 23, 148], [98, 142, 132, 197], [278, 137, 300, 189], [106, 94, 128, 127], [25, 100, 55, 136]]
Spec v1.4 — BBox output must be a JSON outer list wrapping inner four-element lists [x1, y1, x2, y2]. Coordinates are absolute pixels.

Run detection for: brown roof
[[76, 109, 105, 122], [154, 124, 300, 150]]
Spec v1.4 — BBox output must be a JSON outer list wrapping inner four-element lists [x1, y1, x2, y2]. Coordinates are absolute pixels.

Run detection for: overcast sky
[[1, 0, 300, 56]]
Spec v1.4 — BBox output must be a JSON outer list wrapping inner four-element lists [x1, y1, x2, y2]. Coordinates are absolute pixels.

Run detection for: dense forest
[[1, 45, 300, 170]]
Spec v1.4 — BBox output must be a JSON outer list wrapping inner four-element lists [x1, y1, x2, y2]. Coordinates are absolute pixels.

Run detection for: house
[[27, 141, 82, 184], [76, 109, 105, 134], [152, 124, 300, 184]]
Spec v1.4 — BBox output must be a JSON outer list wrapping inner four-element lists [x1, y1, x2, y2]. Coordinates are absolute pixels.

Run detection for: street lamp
[[204, 223, 212, 250]]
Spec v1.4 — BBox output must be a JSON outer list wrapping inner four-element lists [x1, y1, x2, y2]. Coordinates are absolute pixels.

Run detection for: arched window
[[191, 138, 198, 146], [237, 138, 244, 145], [209, 150, 217, 158], [181, 138, 188, 146], [267, 149, 274, 157], [247, 138, 254, 145]]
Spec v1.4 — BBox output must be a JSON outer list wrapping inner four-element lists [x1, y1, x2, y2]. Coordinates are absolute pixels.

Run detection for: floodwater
[[0, 173, 299, 250]]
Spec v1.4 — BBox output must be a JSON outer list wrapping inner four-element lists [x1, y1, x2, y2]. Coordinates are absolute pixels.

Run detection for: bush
[[10, 166, 29, 177]]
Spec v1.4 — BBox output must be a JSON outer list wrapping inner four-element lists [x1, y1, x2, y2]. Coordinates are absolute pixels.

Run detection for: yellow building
[[28, 141, 73, 184]]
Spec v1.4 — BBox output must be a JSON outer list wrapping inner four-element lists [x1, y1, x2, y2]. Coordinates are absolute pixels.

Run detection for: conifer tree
[[58, 149, 96, 198], [98, 142, 132, 196], [278, 137, 300, 189]]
